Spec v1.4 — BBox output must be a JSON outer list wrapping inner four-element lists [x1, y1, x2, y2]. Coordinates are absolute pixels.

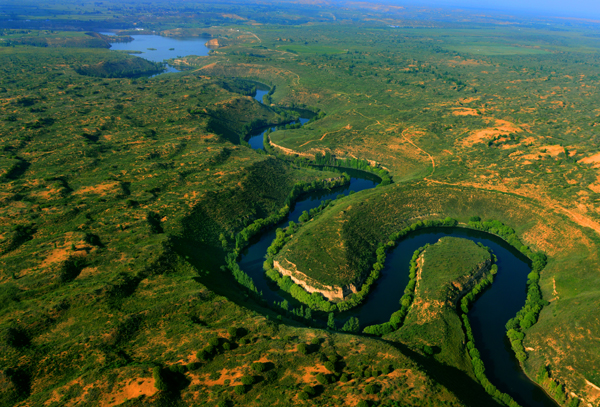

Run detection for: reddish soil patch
[[301, 365, 329, 383], [74, 182, 120, 196], [101, 378, 156, 407], [461, 119, 521, 147], [578, 153, 600, 167], [191, 367, 244, 386], [452, 108, 479, 116]]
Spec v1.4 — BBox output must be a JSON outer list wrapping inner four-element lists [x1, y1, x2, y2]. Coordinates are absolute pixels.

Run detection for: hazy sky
[[414, 0, 600, 19]]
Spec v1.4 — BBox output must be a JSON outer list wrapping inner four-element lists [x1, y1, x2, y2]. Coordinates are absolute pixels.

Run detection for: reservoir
[[100, 32, 210, 74]]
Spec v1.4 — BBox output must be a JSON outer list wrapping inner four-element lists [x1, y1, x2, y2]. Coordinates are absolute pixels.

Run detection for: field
[[2, 0, 600, 406]]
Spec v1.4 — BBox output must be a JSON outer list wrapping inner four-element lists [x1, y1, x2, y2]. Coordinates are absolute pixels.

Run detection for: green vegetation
[[387, 238, 492, 372], [2, 0, 600, 405]]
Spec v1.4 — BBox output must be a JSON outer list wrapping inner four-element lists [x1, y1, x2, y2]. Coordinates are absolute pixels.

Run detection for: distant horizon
[[388, 0, 600, 21]]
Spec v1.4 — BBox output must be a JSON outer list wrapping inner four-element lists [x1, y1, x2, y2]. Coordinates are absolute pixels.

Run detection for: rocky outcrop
[[447, 258, 492, 307], [273, 259, 358, 301], [205, 38, 227, 48], [268, 139, 315, 159]]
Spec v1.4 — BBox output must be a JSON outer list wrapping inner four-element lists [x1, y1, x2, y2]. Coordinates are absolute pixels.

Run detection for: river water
[[109, 40, 557, 406], [238, 170, 379, 305], [240, 92, 557, 405]]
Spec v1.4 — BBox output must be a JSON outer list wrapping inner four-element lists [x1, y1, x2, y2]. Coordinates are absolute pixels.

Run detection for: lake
[[100, 32, 210, 74]]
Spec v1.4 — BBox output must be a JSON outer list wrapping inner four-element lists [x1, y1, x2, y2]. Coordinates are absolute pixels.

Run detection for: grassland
[[170, 17, 600, 405], [0, 27, 504, 407], [2, 1, 600, 406]]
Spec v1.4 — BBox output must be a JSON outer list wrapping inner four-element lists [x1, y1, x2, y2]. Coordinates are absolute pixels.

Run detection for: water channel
[[239, 95, 558, 407], [100, 33, 557, 406]]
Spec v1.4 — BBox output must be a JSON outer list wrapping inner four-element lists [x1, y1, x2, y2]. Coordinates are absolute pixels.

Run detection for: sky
[[412, 0, 600, 20]]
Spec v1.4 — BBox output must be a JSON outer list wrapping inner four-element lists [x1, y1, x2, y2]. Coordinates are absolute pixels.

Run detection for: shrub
[[223, 342, 231, 351], [197, 350, 211, 361], [228, 327, 238, 338], [324, 361, 336, 373], [303, 385, 316, 396], [298, 392, 309, 400], [209, 337, 220, 347], [153, 367, 168, 391], [251, 362, 265, 373], [234, 385, 246, 395], [316, 373, 328, 385], [340, 373, 349, 382], [5, 327, 30, 348], [365, 384, 378, 394], [297, 343, 308, 354], [58, 257, 86, 283], [169, 364, 186, 373], [357, 401, 369, 407], [241, 376, 254, 386], [264, 370, 277, 382]]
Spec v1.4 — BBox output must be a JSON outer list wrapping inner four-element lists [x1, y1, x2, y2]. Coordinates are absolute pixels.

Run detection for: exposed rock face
[[273, 259, 358, 301], [446, 258, 492, 307], [205, 38, 226, 48]]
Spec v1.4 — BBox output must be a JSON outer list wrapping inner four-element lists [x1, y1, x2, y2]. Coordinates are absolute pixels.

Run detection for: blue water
[[248, 118, 310, 150], [100, 33, 210, 74], [358, 227, 558, 407], [238, 173, 378, 305], [254, 89, 269, 103]]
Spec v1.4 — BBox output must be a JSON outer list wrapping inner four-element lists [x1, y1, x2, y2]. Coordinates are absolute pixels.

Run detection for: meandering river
[[102, 38, 558, 405], [240, 93, 558, 407]]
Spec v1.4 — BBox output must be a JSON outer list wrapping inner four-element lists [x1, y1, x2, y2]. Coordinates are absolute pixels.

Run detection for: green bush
[[316, 373, 328, 385], [234, 385, 247, 395], [228, 327, 239, 338], [297, 343, 308, 354], [241, 376, 254, 386], [197, 349, 211, 361], [365, 384, 378, 394], [153, 366, 168, 391]]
